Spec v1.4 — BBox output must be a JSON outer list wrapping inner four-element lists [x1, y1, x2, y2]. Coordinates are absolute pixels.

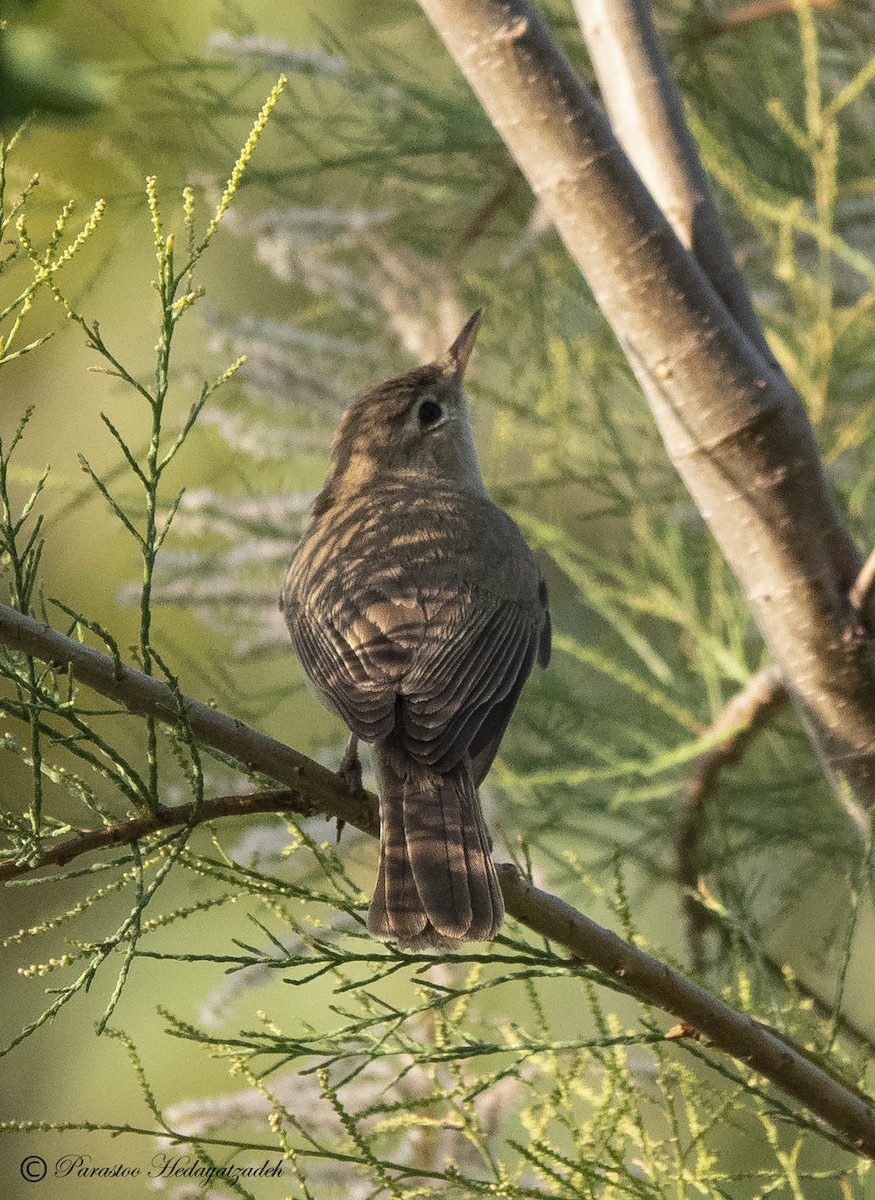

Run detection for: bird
[[281, 312, 551, 947]]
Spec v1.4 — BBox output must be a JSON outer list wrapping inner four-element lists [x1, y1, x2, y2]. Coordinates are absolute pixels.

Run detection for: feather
[[368, 751, 430, 943], [368, 731, 503, 945]]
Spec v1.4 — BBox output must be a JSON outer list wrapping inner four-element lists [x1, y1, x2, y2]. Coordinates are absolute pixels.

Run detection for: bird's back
[[284, 479, 549, 759]]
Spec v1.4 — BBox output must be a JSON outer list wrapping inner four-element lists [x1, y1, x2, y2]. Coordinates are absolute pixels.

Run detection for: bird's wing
[[287, 577, 546, 767], [399, 583, 544, 774], [286, 586, 412, 742]]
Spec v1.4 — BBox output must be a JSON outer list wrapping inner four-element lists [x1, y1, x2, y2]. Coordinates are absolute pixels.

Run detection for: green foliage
[[0, 2, 874, 1196], [0, 84, 279, 1042], [0, 21, 115, 126]]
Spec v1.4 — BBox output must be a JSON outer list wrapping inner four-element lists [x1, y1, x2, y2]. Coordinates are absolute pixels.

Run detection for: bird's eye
[[417, 398, 444, 428]]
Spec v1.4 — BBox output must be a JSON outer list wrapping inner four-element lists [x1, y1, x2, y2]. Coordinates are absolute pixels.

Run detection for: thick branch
[[417, 0, 875, 813], [850, 545, 875, 622], [1, 605, 874, 1155], [573, 0, 772, 359]]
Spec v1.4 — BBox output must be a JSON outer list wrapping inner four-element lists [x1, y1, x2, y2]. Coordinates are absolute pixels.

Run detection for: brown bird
[[281, 312, 550, 947]]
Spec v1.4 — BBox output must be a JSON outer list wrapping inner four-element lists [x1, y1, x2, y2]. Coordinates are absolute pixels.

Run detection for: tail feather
[[367, 738, 504, 947], [367, 779, 429, 944], [403, 765, 473, 939], [457, 779, 503, 941]]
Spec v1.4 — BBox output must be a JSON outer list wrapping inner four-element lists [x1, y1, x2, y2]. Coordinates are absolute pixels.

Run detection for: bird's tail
[[367, 737, 504, 947]]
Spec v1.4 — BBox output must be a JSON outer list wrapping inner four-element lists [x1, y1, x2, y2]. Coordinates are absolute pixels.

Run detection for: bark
[[572, 0, 771, 359], [417, 0, 875, 814], [1, 602, 874, 1156]]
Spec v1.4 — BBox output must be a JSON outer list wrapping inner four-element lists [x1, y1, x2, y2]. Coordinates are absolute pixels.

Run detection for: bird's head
[[323, 311, 486, 498]]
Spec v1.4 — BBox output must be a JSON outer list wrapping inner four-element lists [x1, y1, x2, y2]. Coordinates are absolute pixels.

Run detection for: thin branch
[[499, 864, 873, 1152], [675, 664, 788, 972], [703, 0, 838, 36], [0, 603, 379, 838], [758, 942, 875, 1059], [1, 603, 874, 1156], [573, 0, 772, 360], [0, 789, 300, 882], [497, 865, 875, 1157]]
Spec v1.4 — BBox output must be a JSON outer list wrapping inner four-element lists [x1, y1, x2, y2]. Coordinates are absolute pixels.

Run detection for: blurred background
[[1, 0, 874, 1194]]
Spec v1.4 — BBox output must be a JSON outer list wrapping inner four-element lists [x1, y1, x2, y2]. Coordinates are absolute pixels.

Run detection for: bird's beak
[[443, 309, 482, 381]]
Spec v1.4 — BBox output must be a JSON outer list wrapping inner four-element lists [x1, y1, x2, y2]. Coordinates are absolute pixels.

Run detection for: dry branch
[[675, 665, 788, 971], [0, 790, 300, 882], [704, 0, 838, 36], [1, 603, 874, 1156]]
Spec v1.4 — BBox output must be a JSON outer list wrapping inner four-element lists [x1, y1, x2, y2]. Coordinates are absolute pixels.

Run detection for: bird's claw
[[337, 734, 363, 843]]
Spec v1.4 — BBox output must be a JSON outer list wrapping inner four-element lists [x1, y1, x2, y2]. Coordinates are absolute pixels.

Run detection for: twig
[[759, 946, 875, 1058], [676, 665, 788, 972], [1, 603, 875, 1155], [703, 0, 838, 36], [573, 0, 772, 360], [451, 170, 519, 257], [0, 790, 300, 882]]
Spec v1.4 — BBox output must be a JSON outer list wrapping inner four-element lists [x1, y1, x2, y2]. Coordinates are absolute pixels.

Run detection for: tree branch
[[850, 545, 875, 622], [497, 865, 875, 1157], [0, 789, 303, 882], [0, 603, 379, 840], [573, 0, 772, 359], [703, 0, 838, 36], [416, 0, 875, 816], [1, 603, 874, 1156], [675, 665, 788, 972]]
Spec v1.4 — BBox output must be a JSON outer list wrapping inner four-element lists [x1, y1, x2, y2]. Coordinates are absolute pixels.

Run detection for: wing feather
[[288, 601, 396, 740], [286, 553, 549, 768], [401, 592, 541, 770]]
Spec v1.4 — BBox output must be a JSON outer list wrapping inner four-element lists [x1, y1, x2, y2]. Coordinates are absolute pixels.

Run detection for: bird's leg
[[336, 733, 363, 842], [340, 732, 362, 790]]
